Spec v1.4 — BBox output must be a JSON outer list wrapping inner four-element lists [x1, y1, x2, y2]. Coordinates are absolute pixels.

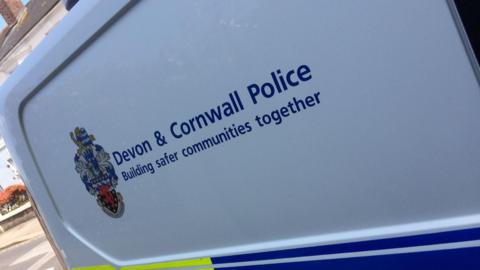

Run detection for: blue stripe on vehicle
[[212, 227, 480, 264], [215, 246, 480, 270]]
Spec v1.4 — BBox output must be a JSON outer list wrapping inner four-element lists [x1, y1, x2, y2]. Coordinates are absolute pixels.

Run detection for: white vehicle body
[[0, 0, 479, 269]]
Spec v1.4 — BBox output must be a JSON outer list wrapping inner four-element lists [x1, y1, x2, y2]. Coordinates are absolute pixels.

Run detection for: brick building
[[0, 0, 66, 84]]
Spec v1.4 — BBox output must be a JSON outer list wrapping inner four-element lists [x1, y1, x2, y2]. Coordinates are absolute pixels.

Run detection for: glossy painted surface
[[0, 0, 479, 268]]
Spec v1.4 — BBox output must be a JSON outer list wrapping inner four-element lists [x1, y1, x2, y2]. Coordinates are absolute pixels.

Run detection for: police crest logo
[[70, 127, 124, 218]]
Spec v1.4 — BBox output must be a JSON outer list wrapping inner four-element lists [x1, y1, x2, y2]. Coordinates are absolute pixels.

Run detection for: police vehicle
[[0, 0, 479, 269]]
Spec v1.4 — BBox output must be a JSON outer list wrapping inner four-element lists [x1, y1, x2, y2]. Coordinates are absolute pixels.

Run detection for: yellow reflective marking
[[121, 257, 213, 270], [72, 265, 116, 270]]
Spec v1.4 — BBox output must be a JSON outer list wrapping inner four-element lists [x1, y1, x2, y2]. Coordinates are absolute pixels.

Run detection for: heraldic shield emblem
[[70, 127, 124, 218]]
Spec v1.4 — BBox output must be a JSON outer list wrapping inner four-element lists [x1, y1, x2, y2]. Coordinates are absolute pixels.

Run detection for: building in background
[[0, 137, 20, 188], [0, 0, 67, 84]]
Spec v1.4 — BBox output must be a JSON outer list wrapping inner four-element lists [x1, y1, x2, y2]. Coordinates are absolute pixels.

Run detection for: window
[[455, 0, 480, 64]]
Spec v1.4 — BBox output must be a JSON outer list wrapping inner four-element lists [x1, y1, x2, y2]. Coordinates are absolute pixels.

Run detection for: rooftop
[[0, 0, 67, 85]]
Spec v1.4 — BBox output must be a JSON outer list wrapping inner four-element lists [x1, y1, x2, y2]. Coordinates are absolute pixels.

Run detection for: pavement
[[0, 234, 61, 270], [0, 218, 61, 270], [0, 218, 45, 251]]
